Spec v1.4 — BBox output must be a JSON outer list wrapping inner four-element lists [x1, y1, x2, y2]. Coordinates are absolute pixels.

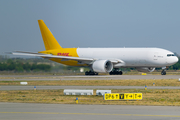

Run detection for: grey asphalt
[[0, 75, 180, 81], [0, 102, 180, 120], [1, 85, 180, 90]]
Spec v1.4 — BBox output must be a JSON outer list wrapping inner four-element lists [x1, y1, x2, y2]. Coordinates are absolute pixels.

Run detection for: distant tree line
[[0, 59, 51, 72], [169, 59, 180, 70]]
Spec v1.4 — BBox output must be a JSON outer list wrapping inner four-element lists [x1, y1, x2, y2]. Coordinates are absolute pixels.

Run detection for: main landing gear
[[85, 71, 98, 75], [109, 68, 123, 75]]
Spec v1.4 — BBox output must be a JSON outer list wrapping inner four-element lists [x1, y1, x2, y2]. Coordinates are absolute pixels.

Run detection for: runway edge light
[[34, 86, 36, 90], [76, 97, 78, 104]]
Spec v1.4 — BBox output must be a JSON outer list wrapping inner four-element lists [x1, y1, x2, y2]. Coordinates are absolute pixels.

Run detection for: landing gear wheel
[[161, 70, 166, 75], [95, 72, 98, 75], [109, 69, 123, 75], [119, 71, 123, 75], [109, 71, 113, 75], [85, 71, 98, 75], [85, 71, 89, 75]]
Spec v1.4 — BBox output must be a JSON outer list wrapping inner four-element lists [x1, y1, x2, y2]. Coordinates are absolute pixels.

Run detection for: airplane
[[11, 20, 179, 75]]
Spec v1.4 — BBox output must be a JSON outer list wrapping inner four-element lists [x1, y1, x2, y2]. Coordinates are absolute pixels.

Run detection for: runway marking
[[0, 112, 59, 114], [0, 112, 180, 118]]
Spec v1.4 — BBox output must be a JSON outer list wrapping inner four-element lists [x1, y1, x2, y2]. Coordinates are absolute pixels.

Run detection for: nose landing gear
[[161, 69, 166, 75], [109, 68, 123, 75], [161, 67, 167, 75]]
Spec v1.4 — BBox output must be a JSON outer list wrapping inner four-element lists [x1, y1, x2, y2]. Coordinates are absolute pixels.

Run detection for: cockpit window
[[167, 54, 175, 57]]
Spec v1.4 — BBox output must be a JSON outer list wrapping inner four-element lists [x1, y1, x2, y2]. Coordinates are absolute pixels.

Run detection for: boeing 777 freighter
[[11, 20, 179, 75]]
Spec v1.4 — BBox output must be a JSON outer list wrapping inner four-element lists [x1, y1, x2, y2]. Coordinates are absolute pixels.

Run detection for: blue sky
[[0, 0, 180, 55]]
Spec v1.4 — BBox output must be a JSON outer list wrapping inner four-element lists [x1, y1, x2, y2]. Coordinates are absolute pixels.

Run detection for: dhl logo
[[57, 53, 70, 56]]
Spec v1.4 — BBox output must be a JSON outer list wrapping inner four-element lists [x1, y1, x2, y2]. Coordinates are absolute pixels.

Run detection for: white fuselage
[[77, 48, 178, 68]]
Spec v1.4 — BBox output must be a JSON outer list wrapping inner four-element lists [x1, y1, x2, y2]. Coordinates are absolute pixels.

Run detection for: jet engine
[[92, 60, 113, 73], [136, 67, 155, 73]]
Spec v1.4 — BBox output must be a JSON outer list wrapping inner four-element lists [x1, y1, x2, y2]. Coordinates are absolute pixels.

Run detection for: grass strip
[[0, 89, 180, 106]]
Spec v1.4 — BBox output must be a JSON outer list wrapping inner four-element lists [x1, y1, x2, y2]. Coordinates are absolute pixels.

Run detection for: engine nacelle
[[136, 67, 155, 73], [92, 60, 113, 73]]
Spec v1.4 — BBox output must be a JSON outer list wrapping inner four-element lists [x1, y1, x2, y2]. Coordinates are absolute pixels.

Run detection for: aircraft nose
[[167, 56, 178, 65], [175, 56, 179, 63]]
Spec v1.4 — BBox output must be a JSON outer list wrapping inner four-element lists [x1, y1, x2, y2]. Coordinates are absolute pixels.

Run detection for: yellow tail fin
[[38, 20, 62, 50]]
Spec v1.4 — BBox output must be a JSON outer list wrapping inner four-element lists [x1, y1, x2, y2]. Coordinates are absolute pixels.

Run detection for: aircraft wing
[[10, 51, 124, 65]]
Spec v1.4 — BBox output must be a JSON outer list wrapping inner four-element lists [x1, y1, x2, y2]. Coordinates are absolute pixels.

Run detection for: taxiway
[[0, 103, 180, 120]]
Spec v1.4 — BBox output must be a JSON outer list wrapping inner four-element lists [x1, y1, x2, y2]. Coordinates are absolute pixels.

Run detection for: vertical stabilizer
[[38, 20, 62, 50]]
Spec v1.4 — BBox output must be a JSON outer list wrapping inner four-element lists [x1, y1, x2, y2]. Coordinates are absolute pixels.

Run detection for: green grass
[[1, 89, 180, 106]]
